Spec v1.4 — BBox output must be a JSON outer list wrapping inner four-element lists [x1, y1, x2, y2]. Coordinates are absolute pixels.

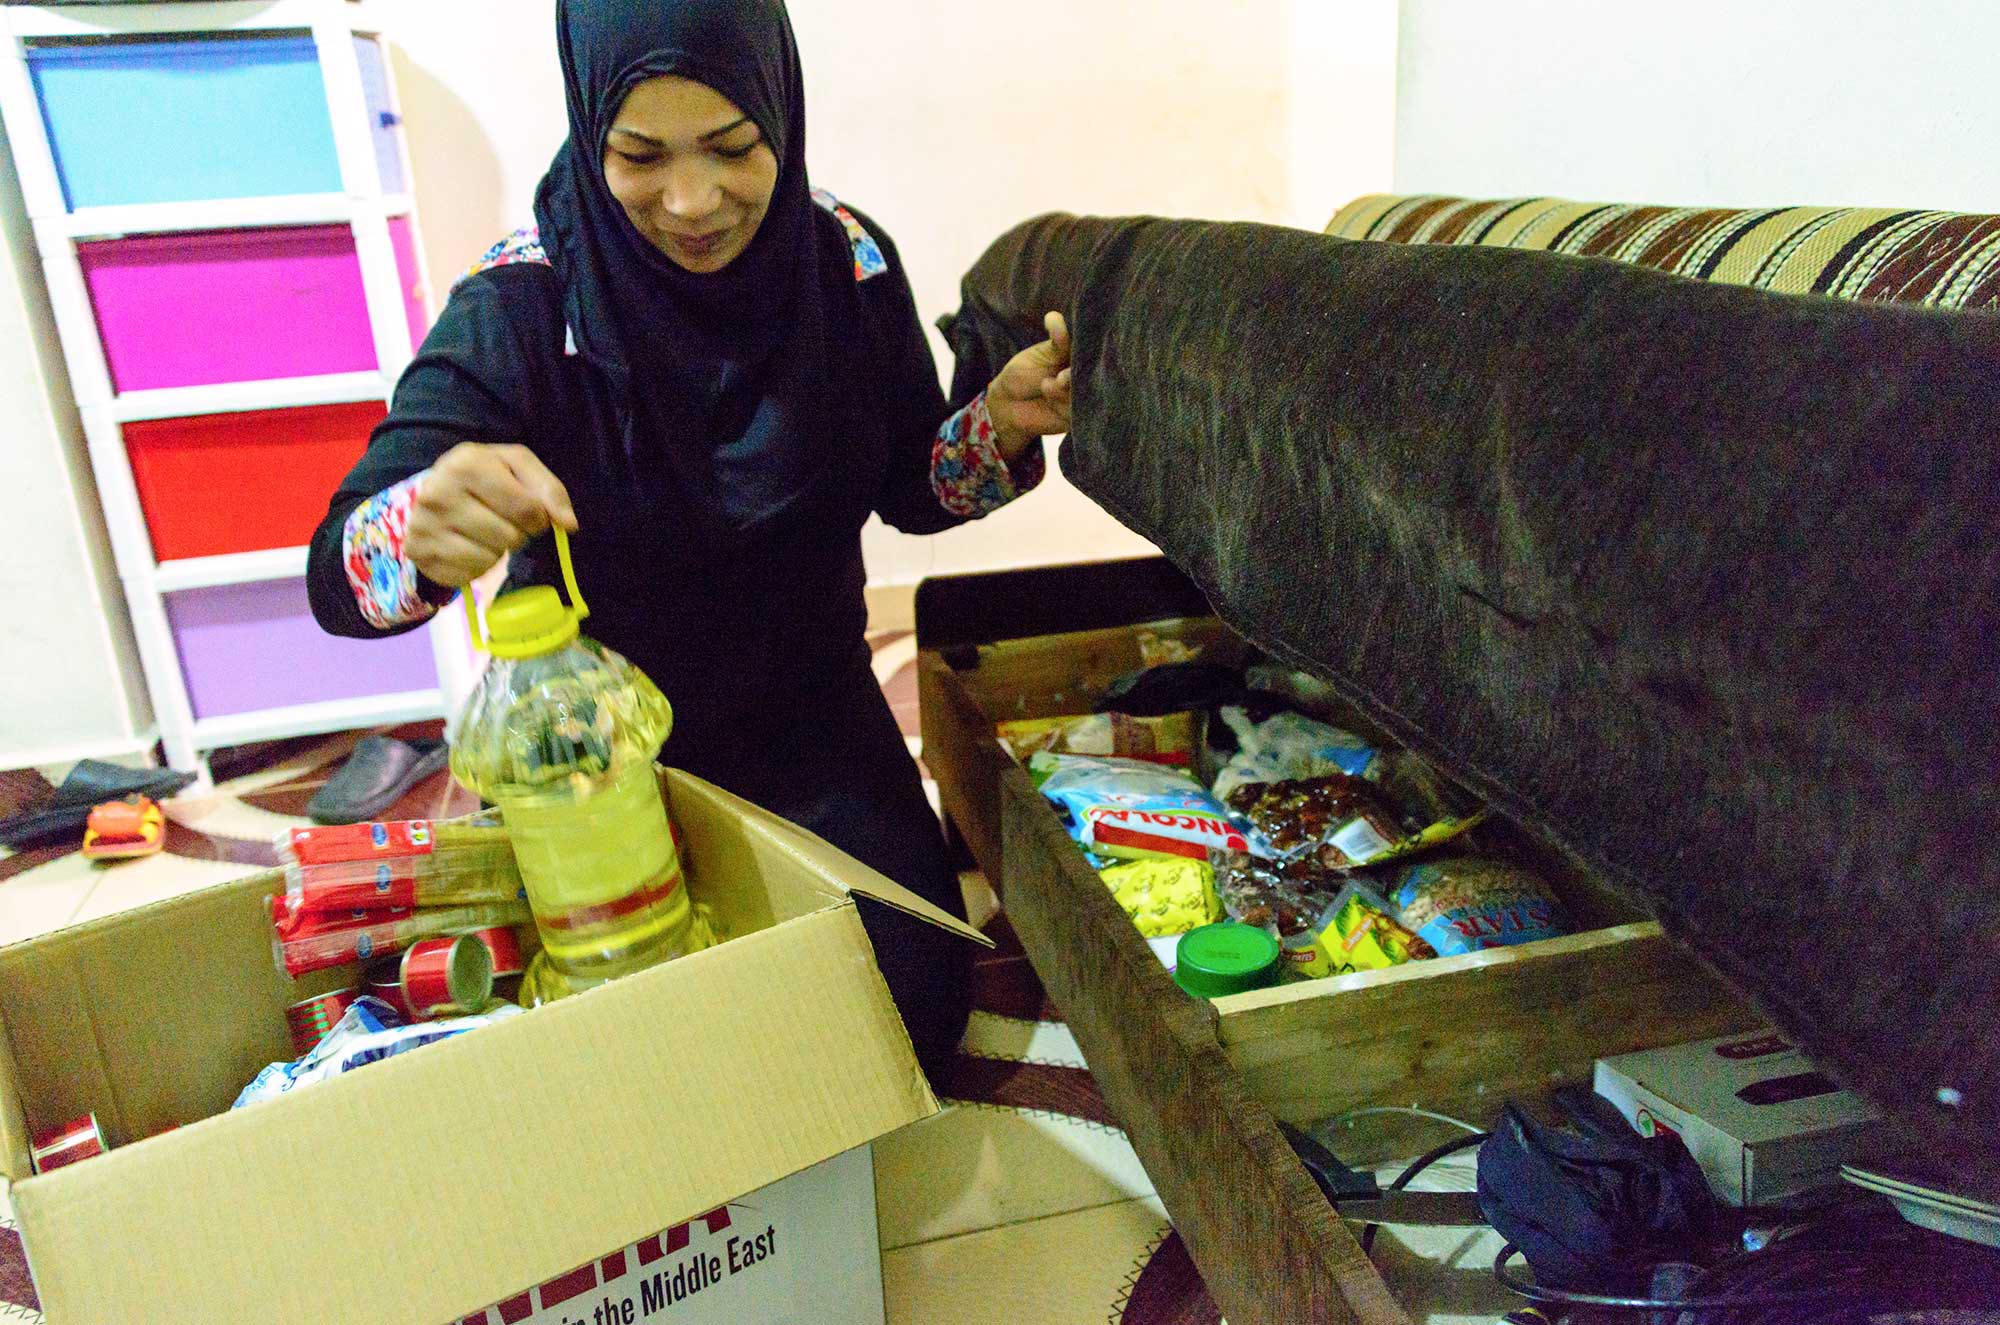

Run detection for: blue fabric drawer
[[27, 33, 342, 209]]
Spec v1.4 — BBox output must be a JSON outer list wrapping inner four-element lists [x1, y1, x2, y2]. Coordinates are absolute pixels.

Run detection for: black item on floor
[[1476, 1101, 1720, 1292], [0, 760, 194, 850], [307, 736, 448, 825], [1676, 1204, 2000, 1325], [1492, 1202, 2000, 1322], [1281, 1121, 1486, 1229]]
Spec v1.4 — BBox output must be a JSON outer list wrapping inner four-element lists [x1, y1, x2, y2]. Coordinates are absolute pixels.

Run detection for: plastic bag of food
[[232, 996, 521, 1109], [1099, 856, 1222, 938], [1391, 856, 1568, 955], [277, 814, 524, 914], [1224, 772, 1487, 869], [1211, 849, 1342, 974], [997, 711, 1198, 765], [1215, 850, 1434, 979], [1224, 774, 1408, 861], [1307, 881, 1437, 976], [1031, 752, 1249, 861], [1209, 707, 1379, 802]]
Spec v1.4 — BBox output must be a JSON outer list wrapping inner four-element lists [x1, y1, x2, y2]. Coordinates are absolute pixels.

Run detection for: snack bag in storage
[[1031, 752, 1249, 861], [997, 711, 1198, 765], [1210, 849, 1341, 971], [1225, 773, 1486, 868], [1224, 774, 1408, 861], [1208, 707, 1379, 802], [1302, 881, 1436, 977], [1391, 857, 1568, 955], [1099, 856, 1222, 938]]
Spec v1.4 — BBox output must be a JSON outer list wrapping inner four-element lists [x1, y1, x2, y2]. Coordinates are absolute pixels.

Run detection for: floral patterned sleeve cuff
[[343, 471, 438, 630], [930, 392, 1048, 518]]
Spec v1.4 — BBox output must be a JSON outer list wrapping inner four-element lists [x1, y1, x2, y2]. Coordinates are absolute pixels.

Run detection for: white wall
[[1396, 0, 2000, 210], [385, 0, 1397, 586], [0, 120, 152, 768]]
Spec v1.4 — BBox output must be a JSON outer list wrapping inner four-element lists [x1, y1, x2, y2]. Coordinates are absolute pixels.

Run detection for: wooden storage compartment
[[918, 558, 1761, 1325]]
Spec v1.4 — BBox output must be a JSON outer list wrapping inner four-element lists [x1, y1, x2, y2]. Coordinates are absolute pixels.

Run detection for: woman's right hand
[[407, 443, 578, 589]]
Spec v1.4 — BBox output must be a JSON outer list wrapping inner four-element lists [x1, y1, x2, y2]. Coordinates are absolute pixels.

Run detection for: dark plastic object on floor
[[0, 760, 194, 850], [306, 735, 447, 825], [1476, 1100, 1720, 1292]]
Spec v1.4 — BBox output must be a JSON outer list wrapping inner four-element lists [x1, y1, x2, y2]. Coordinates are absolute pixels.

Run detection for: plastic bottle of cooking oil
[[449, 529, 699, 1002]]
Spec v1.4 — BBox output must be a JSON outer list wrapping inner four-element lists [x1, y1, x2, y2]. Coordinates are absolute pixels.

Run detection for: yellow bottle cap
[[483, 585, 578, 658], [464, 527, 590, 659]]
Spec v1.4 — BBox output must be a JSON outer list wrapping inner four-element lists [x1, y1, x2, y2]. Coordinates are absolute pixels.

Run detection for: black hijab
[[534, 0, 857, 540]]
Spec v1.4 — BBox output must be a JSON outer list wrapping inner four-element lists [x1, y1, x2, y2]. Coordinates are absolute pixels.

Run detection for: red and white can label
[[31, 1114, 107, 1174]]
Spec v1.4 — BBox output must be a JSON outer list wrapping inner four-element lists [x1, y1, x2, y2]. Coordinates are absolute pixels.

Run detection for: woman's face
[[602, 75, 778, 273]]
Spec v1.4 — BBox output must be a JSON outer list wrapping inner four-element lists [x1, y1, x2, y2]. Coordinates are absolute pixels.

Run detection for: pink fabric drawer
[[166, 578, 438, 720], [80, 218, 429, 392]]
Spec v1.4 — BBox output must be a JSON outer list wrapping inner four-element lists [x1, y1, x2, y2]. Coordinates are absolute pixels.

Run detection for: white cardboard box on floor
[[468, 1145, 881, 1325], [1594, 1028, 1882, 1205], [0, 771, 984, 1324]]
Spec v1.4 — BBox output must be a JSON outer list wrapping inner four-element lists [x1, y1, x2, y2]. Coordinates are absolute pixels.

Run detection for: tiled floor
[[0, 632, 1512, 1323]]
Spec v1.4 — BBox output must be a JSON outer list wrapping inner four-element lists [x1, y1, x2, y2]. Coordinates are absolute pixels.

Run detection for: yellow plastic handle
[[554, 524, 589, 622], [463, 581, 483, 652], [461, 526, 587, 653]]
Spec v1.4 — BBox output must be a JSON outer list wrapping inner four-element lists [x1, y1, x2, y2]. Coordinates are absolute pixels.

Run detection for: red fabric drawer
[[125, 401, 386, 561]]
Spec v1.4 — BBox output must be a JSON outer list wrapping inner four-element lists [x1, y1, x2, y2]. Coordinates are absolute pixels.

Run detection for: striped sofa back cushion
[[1325, 194, 2000, 310]]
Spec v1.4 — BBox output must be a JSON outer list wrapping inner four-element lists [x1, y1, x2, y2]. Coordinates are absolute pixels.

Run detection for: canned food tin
[[284, 988, 359, 1058], [468, 925, 526, 978], [364, 958, 411, 1019], [31, 1114, 107, 1174], [399, 934, 494, 1018]]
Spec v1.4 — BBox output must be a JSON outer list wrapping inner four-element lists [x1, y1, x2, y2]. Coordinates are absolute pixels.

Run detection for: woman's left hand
[[986, 311, 1072, 461]]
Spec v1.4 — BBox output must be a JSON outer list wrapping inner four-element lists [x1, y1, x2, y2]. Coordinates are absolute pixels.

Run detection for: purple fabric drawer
[[166, 578, 437, 720]]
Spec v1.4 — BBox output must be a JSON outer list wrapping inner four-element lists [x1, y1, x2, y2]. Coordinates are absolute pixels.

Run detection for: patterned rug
[[0, 631, 1223, 1323]]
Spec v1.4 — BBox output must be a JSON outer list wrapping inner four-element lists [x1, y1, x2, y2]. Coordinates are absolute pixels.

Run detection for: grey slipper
[[307, 736, 449, 825]]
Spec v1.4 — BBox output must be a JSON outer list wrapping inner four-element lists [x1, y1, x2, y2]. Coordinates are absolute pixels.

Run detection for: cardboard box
[[463, 1145, 880, 1324], [1594, 1029, 1882, 1205], [0, 771, 987, 1324]]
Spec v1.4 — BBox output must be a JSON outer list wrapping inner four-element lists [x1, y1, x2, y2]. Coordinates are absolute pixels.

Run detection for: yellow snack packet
[[998, 711, 1198, 765], [1290, 881, 1437, 979], [1099, 856, 1223, 938]]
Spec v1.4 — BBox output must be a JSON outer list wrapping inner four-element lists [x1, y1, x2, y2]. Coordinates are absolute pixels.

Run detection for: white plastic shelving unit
[[0, 0, 471, 774]]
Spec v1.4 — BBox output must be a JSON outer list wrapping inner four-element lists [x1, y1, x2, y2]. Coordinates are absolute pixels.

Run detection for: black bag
[[1477, 1100, 1720, 1291]]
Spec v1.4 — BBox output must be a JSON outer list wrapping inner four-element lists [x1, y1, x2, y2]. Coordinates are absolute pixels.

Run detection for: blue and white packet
[[1389, 858, 1567, 956], [233, 995, 522, 1109], [1029, 752, 1249, 861]]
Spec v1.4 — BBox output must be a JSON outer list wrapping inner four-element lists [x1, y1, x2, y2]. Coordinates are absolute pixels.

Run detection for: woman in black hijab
[[307, 0, 1070, 1066]]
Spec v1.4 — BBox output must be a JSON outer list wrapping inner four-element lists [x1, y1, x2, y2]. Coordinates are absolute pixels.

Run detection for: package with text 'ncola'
[[1030, 751, 1249, 861]]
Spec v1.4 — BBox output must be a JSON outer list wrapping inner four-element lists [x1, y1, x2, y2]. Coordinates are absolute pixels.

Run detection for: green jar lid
[[1173, 922, 1281, 999]]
